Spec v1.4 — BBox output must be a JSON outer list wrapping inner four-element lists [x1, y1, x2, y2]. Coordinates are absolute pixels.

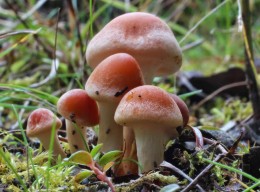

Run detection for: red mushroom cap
[[57, 89, 99, 126], [27, 108, 62, 137], [115, 85, 182, 129], [85, 53, 145, 102], [86, 12, 182, 83]]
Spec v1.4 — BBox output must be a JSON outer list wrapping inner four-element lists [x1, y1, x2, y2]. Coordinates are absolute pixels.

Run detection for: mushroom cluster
[[26, 12, 189, 175]]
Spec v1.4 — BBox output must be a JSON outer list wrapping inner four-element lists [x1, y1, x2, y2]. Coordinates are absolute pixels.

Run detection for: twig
[[160, 161, 205, 192], [192, 81, 247, 111], [181, 153, 225, 192], [203, 138, 228, 154]]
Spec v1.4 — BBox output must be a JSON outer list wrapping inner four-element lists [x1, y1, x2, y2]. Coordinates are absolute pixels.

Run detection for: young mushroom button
[[85, 53, 144, 152], [114, 85, 183, 173], [57, 89, 99, 153], [26, 108, 66, 159], [170, 94, 190, 127], [86, 12, 182, 84]]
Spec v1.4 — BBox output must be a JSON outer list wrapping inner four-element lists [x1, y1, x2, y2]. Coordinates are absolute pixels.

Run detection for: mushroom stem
[[133, 64, 153, 84], [134, 123, 171, 173], [114, 126, 138, 176], [66, 119, 88, 153], [98, 102, 123, 152], [38, 131, 66, 158]]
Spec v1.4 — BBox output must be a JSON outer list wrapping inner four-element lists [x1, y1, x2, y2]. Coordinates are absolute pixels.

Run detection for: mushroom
[[57, 89, 99, 153], [26, 108, 66, 158], [86, 12, 182, 84], [114, 85, 183, 173], [114, 126, 138, 176], [170, 94, 189, 127], [85, 53, 144, 152]]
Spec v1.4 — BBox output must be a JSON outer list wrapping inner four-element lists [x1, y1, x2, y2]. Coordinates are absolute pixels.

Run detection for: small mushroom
[[85, 53, 144, 152], [170, 94, 190, 127], [57, 89, 99, 153], [115, 85, 183, 173], [86, 12, 182, 84], [26, 108, 66, 158]]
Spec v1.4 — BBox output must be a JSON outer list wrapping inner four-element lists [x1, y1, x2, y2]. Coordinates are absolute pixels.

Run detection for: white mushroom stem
[[141, 70, 154, 85], [66, 119, 88, 153], [133, 123, 173, 173], [98, 102, 123, 152], [37, 131, 66, 158], [114, 126, 138, 176]]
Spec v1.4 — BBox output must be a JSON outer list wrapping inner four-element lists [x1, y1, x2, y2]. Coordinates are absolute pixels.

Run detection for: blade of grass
[[0, 28, 41, 58], [179, 0, 230, 44], [0, 83, 58, 104], [0, 103, 38, 110], [100, 0, 137, 12], [0, 149, 28, 191], [203, 157, 259, 182], [178, 90, 203, 99], [243, 180, 260, 192], [0, 30, 39, 39], [72, 122, 90, 152], [81, 4, 110, 38]]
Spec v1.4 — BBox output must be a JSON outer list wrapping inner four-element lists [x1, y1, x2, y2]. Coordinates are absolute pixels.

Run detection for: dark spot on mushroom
[[114, 86, 128, 97], [138, 95, 141, 98], [153, 161, 157, 168], [95, 91, 99, 95], [74, 145, 78, 150], [70, 113, 76, 123], [72, 130, 76, 135], [106, 128, 110, 134]]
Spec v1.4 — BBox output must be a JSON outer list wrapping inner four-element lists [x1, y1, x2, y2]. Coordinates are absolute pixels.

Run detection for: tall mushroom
[[115, 85, 183, 173], [85, 53, 144, 152], [86, 12, 182, 84], [26, 108, 66, 158], [57, 89, 99, 153]]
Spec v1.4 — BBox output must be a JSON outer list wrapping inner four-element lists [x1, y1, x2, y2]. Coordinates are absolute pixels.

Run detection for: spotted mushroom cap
[[57, 89, 99, 126], [26, 108, 62, 137], [85, 53, 145, 103], [86, 12, 182, 78], [115, 85, 183, 129]]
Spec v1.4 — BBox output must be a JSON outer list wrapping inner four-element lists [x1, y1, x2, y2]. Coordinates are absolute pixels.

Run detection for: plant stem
[[242, 0, 260, 116], [241, 0, 260, 142]]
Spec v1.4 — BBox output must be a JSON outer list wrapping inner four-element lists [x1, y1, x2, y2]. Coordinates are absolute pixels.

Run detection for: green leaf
[[98, 150, 122, 167], [74, 170, 94, 183], [68, 151, 93, 166], [103, 161, 115, 173], [90, 144, 103, 158], [160, 184, 180, 192]]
